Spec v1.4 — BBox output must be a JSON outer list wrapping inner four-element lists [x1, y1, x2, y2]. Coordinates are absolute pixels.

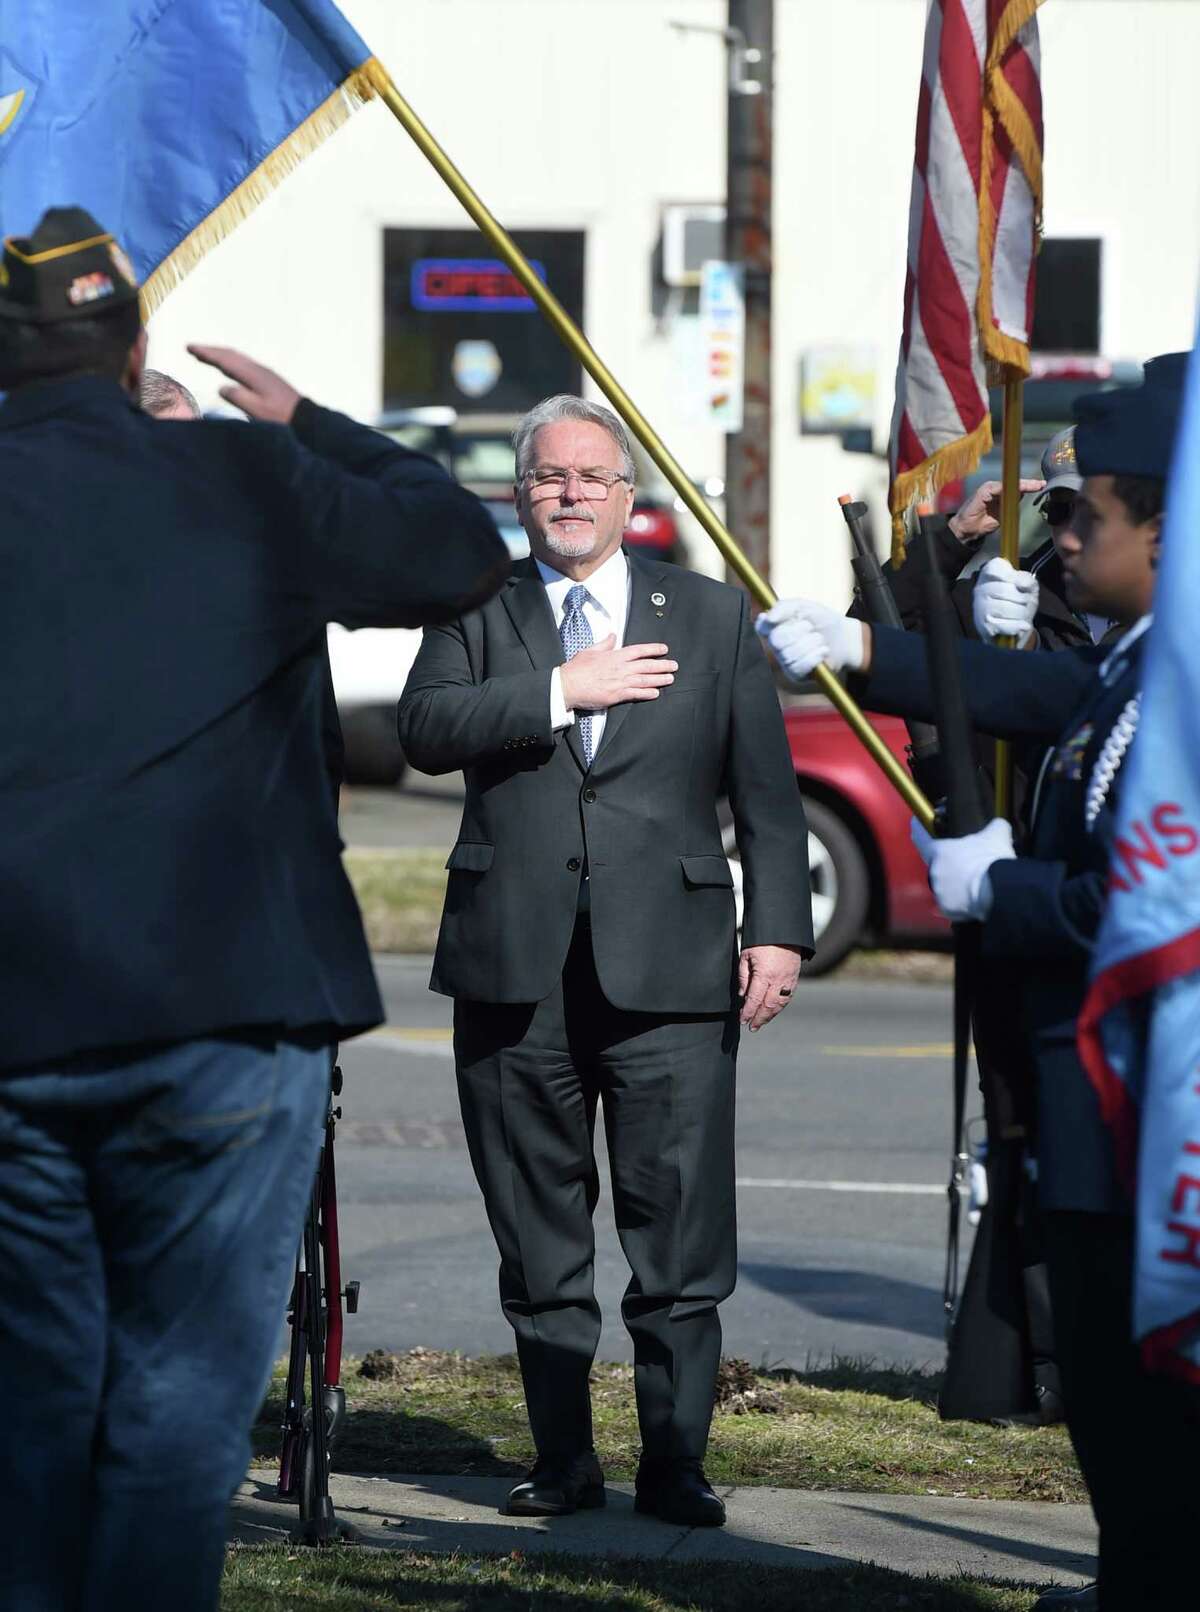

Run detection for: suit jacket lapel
[[500, 559, 564, 670], [593, 549, 673, 764], [499, 559, 588, 772]]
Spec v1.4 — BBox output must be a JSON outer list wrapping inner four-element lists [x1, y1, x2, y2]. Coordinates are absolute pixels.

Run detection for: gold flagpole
[[992, 369, 1025, 819], [364, 62, 935, 831]]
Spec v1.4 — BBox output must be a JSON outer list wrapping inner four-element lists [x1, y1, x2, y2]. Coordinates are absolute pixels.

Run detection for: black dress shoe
[[634, 1459, 726, 1527], [506, 1452, 606, 1516], [1033, 1584, 1097, 1610]]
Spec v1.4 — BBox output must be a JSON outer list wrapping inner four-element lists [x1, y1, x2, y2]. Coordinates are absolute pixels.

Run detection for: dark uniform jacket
[[0, 376, 509, 1072], [857, 622, 1147, 1210], [398, 550, 814, 1011]]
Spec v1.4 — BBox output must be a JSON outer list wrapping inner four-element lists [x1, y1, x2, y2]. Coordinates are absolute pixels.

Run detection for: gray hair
[[512, 395, 636, 484], [139, 368, 200, 419]]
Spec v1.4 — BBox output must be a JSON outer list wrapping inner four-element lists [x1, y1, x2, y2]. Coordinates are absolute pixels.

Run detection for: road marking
[[361, 1027, 454, 1059], [818, 1044, 962, 1058], [736, 1177, 942, 1196]]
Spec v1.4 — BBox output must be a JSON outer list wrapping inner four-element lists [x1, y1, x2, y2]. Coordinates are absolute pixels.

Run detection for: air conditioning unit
[[661, 204, 726, 288]]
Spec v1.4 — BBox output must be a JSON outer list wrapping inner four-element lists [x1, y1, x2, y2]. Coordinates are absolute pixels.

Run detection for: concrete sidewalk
[[232, 1471, 1096, 1589]]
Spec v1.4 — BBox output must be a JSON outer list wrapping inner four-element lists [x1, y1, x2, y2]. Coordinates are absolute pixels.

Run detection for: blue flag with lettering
[[1079, 335, 1200, 1384], [0, 0, 374, 308]]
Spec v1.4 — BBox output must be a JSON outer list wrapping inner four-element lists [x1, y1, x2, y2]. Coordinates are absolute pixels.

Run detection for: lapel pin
[[651, 591, 666, 608]]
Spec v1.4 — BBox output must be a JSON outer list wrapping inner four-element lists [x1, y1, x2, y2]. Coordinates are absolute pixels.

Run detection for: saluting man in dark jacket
[[0, 207, 509, 1612], [760, 354, 1199, 1612], [399, 395, 813, 1528]]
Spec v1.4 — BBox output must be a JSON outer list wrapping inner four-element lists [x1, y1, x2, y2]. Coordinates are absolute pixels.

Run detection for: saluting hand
[[187, 345, 302, 425], [560, 636, 678, 711], [948, 478, 1046, 543], [738, 944, 804, 1032]]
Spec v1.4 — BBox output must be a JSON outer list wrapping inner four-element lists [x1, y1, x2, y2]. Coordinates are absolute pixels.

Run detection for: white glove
[[756, 599, 866, 685], [972, 557, 1039, 647], [910, 816, 1016, 923]]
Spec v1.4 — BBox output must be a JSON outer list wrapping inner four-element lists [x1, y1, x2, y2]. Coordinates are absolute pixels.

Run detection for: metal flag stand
[[361, 60, 935, 835]]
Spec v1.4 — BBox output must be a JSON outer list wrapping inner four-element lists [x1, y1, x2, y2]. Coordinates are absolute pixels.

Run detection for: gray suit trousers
[[454, 918, 739, 1464]]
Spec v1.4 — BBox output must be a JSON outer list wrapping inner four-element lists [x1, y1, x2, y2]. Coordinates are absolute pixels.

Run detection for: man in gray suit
[[399, 396, 812, 1526]]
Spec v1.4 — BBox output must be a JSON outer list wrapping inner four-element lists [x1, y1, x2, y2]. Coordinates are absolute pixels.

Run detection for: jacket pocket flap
[[680, 854, 734, 889], [446, 841, 495, 873]]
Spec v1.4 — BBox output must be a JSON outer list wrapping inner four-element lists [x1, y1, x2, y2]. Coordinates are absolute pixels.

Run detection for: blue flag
[[1079, 336, 1200, 1384], [0, 1, 375, 310]]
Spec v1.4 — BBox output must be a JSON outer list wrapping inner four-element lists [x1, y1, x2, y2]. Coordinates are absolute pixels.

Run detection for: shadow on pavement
[[838, 1499, 1094, 1577], [739, 1262, 946, 1341]]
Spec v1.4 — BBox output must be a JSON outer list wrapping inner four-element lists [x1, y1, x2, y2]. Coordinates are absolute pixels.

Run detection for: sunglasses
[[1042, 498, 1076, 529]]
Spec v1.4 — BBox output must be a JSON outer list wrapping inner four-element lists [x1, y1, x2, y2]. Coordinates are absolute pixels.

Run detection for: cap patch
[[67, 270, 115, 307], [108, 240, 136, 286]]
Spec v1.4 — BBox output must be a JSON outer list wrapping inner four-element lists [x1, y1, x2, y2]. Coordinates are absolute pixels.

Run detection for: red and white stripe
[[889, 1, 1045, 550]]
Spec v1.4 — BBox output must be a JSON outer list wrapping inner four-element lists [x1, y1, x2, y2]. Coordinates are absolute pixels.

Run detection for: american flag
[[889, 1, 1045, 555]]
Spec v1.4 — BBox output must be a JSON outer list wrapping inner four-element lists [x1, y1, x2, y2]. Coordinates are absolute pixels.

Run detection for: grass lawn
[[222, 1544, 1044, 1611], [344, 850, 447, 953], [252, 1350, 1083, 1505]]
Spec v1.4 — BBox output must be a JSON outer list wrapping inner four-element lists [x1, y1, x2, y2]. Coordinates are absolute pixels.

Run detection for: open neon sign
[[411, 258, 548, 313]]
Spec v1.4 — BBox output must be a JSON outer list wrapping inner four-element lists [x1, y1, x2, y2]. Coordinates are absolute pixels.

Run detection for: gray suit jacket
[[398, 549, 813, 1011]]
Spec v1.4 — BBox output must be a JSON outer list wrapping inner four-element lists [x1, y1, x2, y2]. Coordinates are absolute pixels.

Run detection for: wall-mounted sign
[[451, 339, 503, 398], [411, 257, 547, 313], [799, 346, 876, 434], [698, 260, 745, 434]]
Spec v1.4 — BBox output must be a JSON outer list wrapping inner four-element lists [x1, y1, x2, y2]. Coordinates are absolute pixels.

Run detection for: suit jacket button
[[566, 857, 581, 872], [582, 788, 596, 803]]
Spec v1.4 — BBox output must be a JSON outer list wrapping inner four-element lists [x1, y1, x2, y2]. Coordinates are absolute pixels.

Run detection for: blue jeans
[[0, 1034, 331, 1612]]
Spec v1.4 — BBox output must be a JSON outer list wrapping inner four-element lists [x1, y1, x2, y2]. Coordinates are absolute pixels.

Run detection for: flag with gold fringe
[[0, 0, 379, 317], [888, 0, 1045, 557]]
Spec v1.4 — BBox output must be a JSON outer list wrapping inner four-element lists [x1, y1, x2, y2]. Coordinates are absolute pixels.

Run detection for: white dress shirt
[[536, 548, 631, 749]]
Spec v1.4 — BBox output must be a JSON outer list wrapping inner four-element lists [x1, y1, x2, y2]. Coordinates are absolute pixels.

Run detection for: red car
[[723, 699, 947, 975]]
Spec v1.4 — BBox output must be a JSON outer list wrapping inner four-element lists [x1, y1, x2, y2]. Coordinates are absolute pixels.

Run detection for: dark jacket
[[0, 376, 509, 1071], [398, 549, 814, 1011], [856, 623, 1146, 1209]]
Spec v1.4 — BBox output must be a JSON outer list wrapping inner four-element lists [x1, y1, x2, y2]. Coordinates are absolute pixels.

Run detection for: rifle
[[838, 496, 944, 802], [914, 507, 989, 1340]]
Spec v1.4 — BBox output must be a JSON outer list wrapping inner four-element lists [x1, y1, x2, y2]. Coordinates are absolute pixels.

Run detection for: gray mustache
[[550, 506, 596, 523]]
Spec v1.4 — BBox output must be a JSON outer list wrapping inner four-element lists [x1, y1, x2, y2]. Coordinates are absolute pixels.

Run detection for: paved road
[[339, 774, 462, 850], [331, 961, 978, 1371]]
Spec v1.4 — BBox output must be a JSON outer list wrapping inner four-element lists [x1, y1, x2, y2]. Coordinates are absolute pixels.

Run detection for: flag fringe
[[138, 60, 380, 319], [888, 414, 994, 562], [977, 0, 1045, 373]]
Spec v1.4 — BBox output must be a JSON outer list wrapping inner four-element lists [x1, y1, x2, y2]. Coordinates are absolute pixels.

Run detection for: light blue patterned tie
[[559, 583, 595, 765]]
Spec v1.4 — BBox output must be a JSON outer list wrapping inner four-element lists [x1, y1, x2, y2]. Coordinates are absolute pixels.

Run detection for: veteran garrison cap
[[1074, 351, 1191, 483], [0, 206, 139, 325]]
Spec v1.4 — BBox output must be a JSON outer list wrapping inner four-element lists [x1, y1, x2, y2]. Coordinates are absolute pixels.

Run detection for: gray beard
[[542, 523, 598, 559]]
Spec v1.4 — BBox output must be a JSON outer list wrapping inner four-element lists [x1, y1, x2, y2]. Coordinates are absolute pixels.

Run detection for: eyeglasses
[[1042, 497, 1076, 529], [525, 466, 630, 501]]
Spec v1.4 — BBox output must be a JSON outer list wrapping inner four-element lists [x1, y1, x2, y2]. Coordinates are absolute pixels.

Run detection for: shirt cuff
[[550, 667, 575, 731]]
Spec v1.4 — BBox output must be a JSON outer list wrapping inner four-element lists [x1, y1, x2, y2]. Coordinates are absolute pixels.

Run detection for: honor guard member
[[851, 432, 1094, 654], [0, 208, 509, 1612], [760, 352, 1198, 1612]]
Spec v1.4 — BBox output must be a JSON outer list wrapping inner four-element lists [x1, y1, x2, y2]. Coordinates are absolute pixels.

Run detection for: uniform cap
[[1074, 352, 1191, 482]]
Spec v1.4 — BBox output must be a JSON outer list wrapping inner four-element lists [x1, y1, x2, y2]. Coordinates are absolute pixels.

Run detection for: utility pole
[[724, 0, 773, 588]]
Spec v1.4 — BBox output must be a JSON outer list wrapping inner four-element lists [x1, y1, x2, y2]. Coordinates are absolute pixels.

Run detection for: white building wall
[[146, 0, 1200, 605]]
